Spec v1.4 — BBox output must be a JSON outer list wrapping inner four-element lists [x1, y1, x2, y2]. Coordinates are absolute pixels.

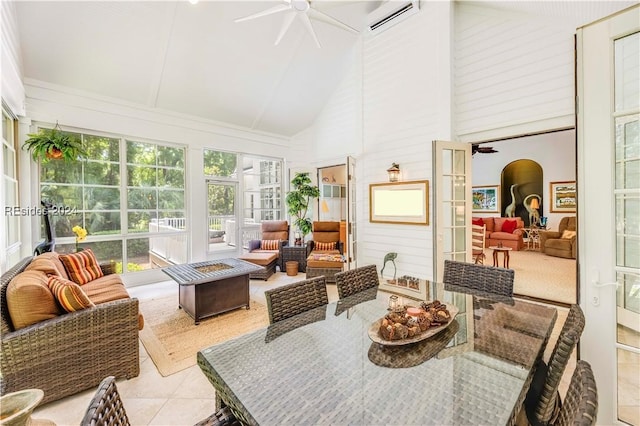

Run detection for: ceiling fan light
[[292, 0, 310, 12]]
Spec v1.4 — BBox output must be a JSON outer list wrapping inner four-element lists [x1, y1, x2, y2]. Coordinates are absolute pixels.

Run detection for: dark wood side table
[[280, 246, 308, 272], [489, 246, 512, 268]]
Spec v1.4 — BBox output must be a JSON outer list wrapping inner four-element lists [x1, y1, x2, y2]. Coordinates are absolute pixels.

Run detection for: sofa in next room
[[473, 217, 525, 251]]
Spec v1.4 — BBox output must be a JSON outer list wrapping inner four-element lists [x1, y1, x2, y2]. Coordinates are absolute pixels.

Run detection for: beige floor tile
[[148, 398, 216, 426], [121, 398, 168, 426], [171, 365, 218, 399], [117, 357, 190, 400], [32, 387, 95, 426]]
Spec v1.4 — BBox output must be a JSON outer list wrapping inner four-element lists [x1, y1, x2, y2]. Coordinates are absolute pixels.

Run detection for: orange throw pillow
[[261, 240, 280, 250], [502, 219, 518, 234], [315, 241, 336, 251], [59, 248, 104, 285], [47, 275, 95, 312]]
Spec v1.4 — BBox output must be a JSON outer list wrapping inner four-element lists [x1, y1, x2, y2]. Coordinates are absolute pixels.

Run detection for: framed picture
[[472, 185, 500, 213], [550, 181, 576, 212], [369, 180, 429, 225]]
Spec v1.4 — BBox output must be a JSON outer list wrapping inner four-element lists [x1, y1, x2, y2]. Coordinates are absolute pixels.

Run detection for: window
[[2, 105, 20, 267], [38, 127, 187, 272]]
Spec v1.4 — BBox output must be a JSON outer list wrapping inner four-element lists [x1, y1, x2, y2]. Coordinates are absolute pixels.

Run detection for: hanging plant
[[23, 123, 87, 163]]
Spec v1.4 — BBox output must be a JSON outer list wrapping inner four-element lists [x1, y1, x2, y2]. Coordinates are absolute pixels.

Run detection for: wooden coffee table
[[489, 246, 512, 268], [163, 258, 262, 325]]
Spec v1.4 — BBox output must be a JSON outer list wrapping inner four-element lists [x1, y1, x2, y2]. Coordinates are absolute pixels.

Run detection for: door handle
[[590, 269, 619, 306]]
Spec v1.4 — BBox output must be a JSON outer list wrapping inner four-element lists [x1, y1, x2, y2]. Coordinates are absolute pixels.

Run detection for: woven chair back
[[533, 304, 586, 425], [265, 276, 329, 324], [555, 360, 598, 426], [335, 264, 380, 299], [81, 376, 130, 426], [442, 259, 514, 297]]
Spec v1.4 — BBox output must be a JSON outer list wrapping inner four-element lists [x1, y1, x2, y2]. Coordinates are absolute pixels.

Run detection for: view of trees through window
[[39, 129, 186, 272]]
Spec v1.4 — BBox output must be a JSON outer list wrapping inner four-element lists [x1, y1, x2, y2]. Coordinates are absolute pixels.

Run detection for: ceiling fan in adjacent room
[[234, 0, 359, 48], [472, 144, 498, 155]]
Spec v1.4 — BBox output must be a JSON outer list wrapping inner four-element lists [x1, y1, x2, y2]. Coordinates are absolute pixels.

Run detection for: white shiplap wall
[[454, 3, 577, 141], [359, 1, 453, 281], [1, 0, 25, 115]]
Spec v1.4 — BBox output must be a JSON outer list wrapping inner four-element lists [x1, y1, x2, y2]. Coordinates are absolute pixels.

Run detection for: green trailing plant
[[23, 124, 87, 163], [286, 172, 320, 239]]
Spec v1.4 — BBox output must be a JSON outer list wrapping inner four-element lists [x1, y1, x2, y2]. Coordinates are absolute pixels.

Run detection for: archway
[[501, 159, 543, 227]]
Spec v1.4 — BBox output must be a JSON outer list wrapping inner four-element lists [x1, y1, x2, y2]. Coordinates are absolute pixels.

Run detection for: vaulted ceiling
[[16, 1, 379, 136], [14, 1, 634, 137]]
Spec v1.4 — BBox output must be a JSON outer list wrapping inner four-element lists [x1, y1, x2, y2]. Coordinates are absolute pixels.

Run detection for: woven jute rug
[[138, 294, 269, 377]]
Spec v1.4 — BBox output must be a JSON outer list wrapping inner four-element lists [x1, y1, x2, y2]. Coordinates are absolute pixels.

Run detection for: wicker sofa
[[0, 253, 140, 404]]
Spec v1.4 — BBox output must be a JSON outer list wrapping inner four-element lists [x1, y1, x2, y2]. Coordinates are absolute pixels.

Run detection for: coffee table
[[163, 258, 262, 325], [490, 246, 513, 268]]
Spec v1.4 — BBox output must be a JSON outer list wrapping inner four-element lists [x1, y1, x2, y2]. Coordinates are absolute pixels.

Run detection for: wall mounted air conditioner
[[367, 0, 420, 34]]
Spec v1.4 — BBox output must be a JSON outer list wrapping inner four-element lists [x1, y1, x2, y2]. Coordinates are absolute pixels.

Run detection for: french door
[[577, 6, 639, 424], [433, 140, 472, 282], [206, 180, 238, 255], [346, 156, 357, 270]]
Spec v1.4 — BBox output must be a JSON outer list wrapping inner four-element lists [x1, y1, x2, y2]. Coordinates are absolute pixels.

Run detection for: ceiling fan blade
[[308, 8, 359, 34], [300, 13, 321, 48], [234, 4, 290, 23], [275, 12, 297, 45]]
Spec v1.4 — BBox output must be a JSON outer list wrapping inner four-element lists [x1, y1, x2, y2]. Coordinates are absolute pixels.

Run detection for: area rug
[[509, 249, 577, 305], [138, 294, 269, 376]]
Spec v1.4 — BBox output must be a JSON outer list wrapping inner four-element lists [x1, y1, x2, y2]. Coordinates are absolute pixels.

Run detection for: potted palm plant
[[23, 124, 87, 163], [286, 172, 320, 242]]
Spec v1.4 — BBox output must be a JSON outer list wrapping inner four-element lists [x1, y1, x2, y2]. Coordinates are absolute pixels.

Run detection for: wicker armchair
[[0, 257, 140, 404], [81, 376, 130, 426], [524, 304, 586, 426], [247, 220, 289, 270], [555, 360, 598, 426], [442, 259, 514, 297], [307, 221, 343, 255], [264, 276, 328, 324], [335, 264, 380, 299]]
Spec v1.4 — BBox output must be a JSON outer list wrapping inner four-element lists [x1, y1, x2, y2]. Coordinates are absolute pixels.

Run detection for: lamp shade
[[530, 198, 540, 209], [321, 200, 330, 213]]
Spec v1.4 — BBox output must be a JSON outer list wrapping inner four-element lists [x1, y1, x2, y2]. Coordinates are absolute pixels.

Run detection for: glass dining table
[[197, 283, 558, 426]]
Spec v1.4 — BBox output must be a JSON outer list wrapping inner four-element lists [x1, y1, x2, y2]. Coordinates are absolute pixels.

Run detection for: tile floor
[[32, 273, 571, 426], [31, 272, 337, 426]]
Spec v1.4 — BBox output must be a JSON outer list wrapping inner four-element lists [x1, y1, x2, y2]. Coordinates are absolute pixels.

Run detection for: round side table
[[489, 246, 513, 268]]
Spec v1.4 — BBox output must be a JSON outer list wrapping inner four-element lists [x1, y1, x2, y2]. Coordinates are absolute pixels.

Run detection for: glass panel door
[[433, 140, 472, 282], [347, 156, 356, 270], [614, 30, 640, 426], [207, 180, 237, 254], [577, 7, 639, 423]]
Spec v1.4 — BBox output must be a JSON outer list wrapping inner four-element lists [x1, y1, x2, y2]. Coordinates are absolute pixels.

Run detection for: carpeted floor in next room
[[32, 255, 574, 425]]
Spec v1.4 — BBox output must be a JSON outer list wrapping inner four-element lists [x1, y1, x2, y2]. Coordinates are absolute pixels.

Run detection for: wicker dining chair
[[554, 360, 598, 426], [524, 304, 586, 426], [442, 259, 514, 297], [335, 264, 380, 299], [81, 376, 130, 426], [265, 276, 328, 324]]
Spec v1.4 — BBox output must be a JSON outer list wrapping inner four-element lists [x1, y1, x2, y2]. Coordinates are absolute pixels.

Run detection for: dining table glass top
[[198, 283, 558, 426]]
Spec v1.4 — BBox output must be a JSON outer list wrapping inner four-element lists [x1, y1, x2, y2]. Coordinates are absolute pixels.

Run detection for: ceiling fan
[[472, 144, 498, 155], [234, 0, 359, 48]]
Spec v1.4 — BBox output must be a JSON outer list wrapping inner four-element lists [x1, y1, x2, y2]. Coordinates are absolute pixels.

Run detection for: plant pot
[[46, 147, 63, 159]]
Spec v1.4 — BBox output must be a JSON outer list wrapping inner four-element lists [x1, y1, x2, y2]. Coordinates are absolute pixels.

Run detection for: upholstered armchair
[[307, 221, 343, 255], [540, 216, 577, 259], [248, 221, 289, 269]]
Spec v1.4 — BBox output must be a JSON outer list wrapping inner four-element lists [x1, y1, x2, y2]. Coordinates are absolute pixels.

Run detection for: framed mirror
[[369, 180, 429, 225]]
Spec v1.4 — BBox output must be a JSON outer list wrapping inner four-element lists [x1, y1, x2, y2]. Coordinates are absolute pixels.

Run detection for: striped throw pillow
[[315, 241, 336, 251], [59, 248, 104, 285], [47, 275, 95, 312], [261, 240, 280, 250]]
